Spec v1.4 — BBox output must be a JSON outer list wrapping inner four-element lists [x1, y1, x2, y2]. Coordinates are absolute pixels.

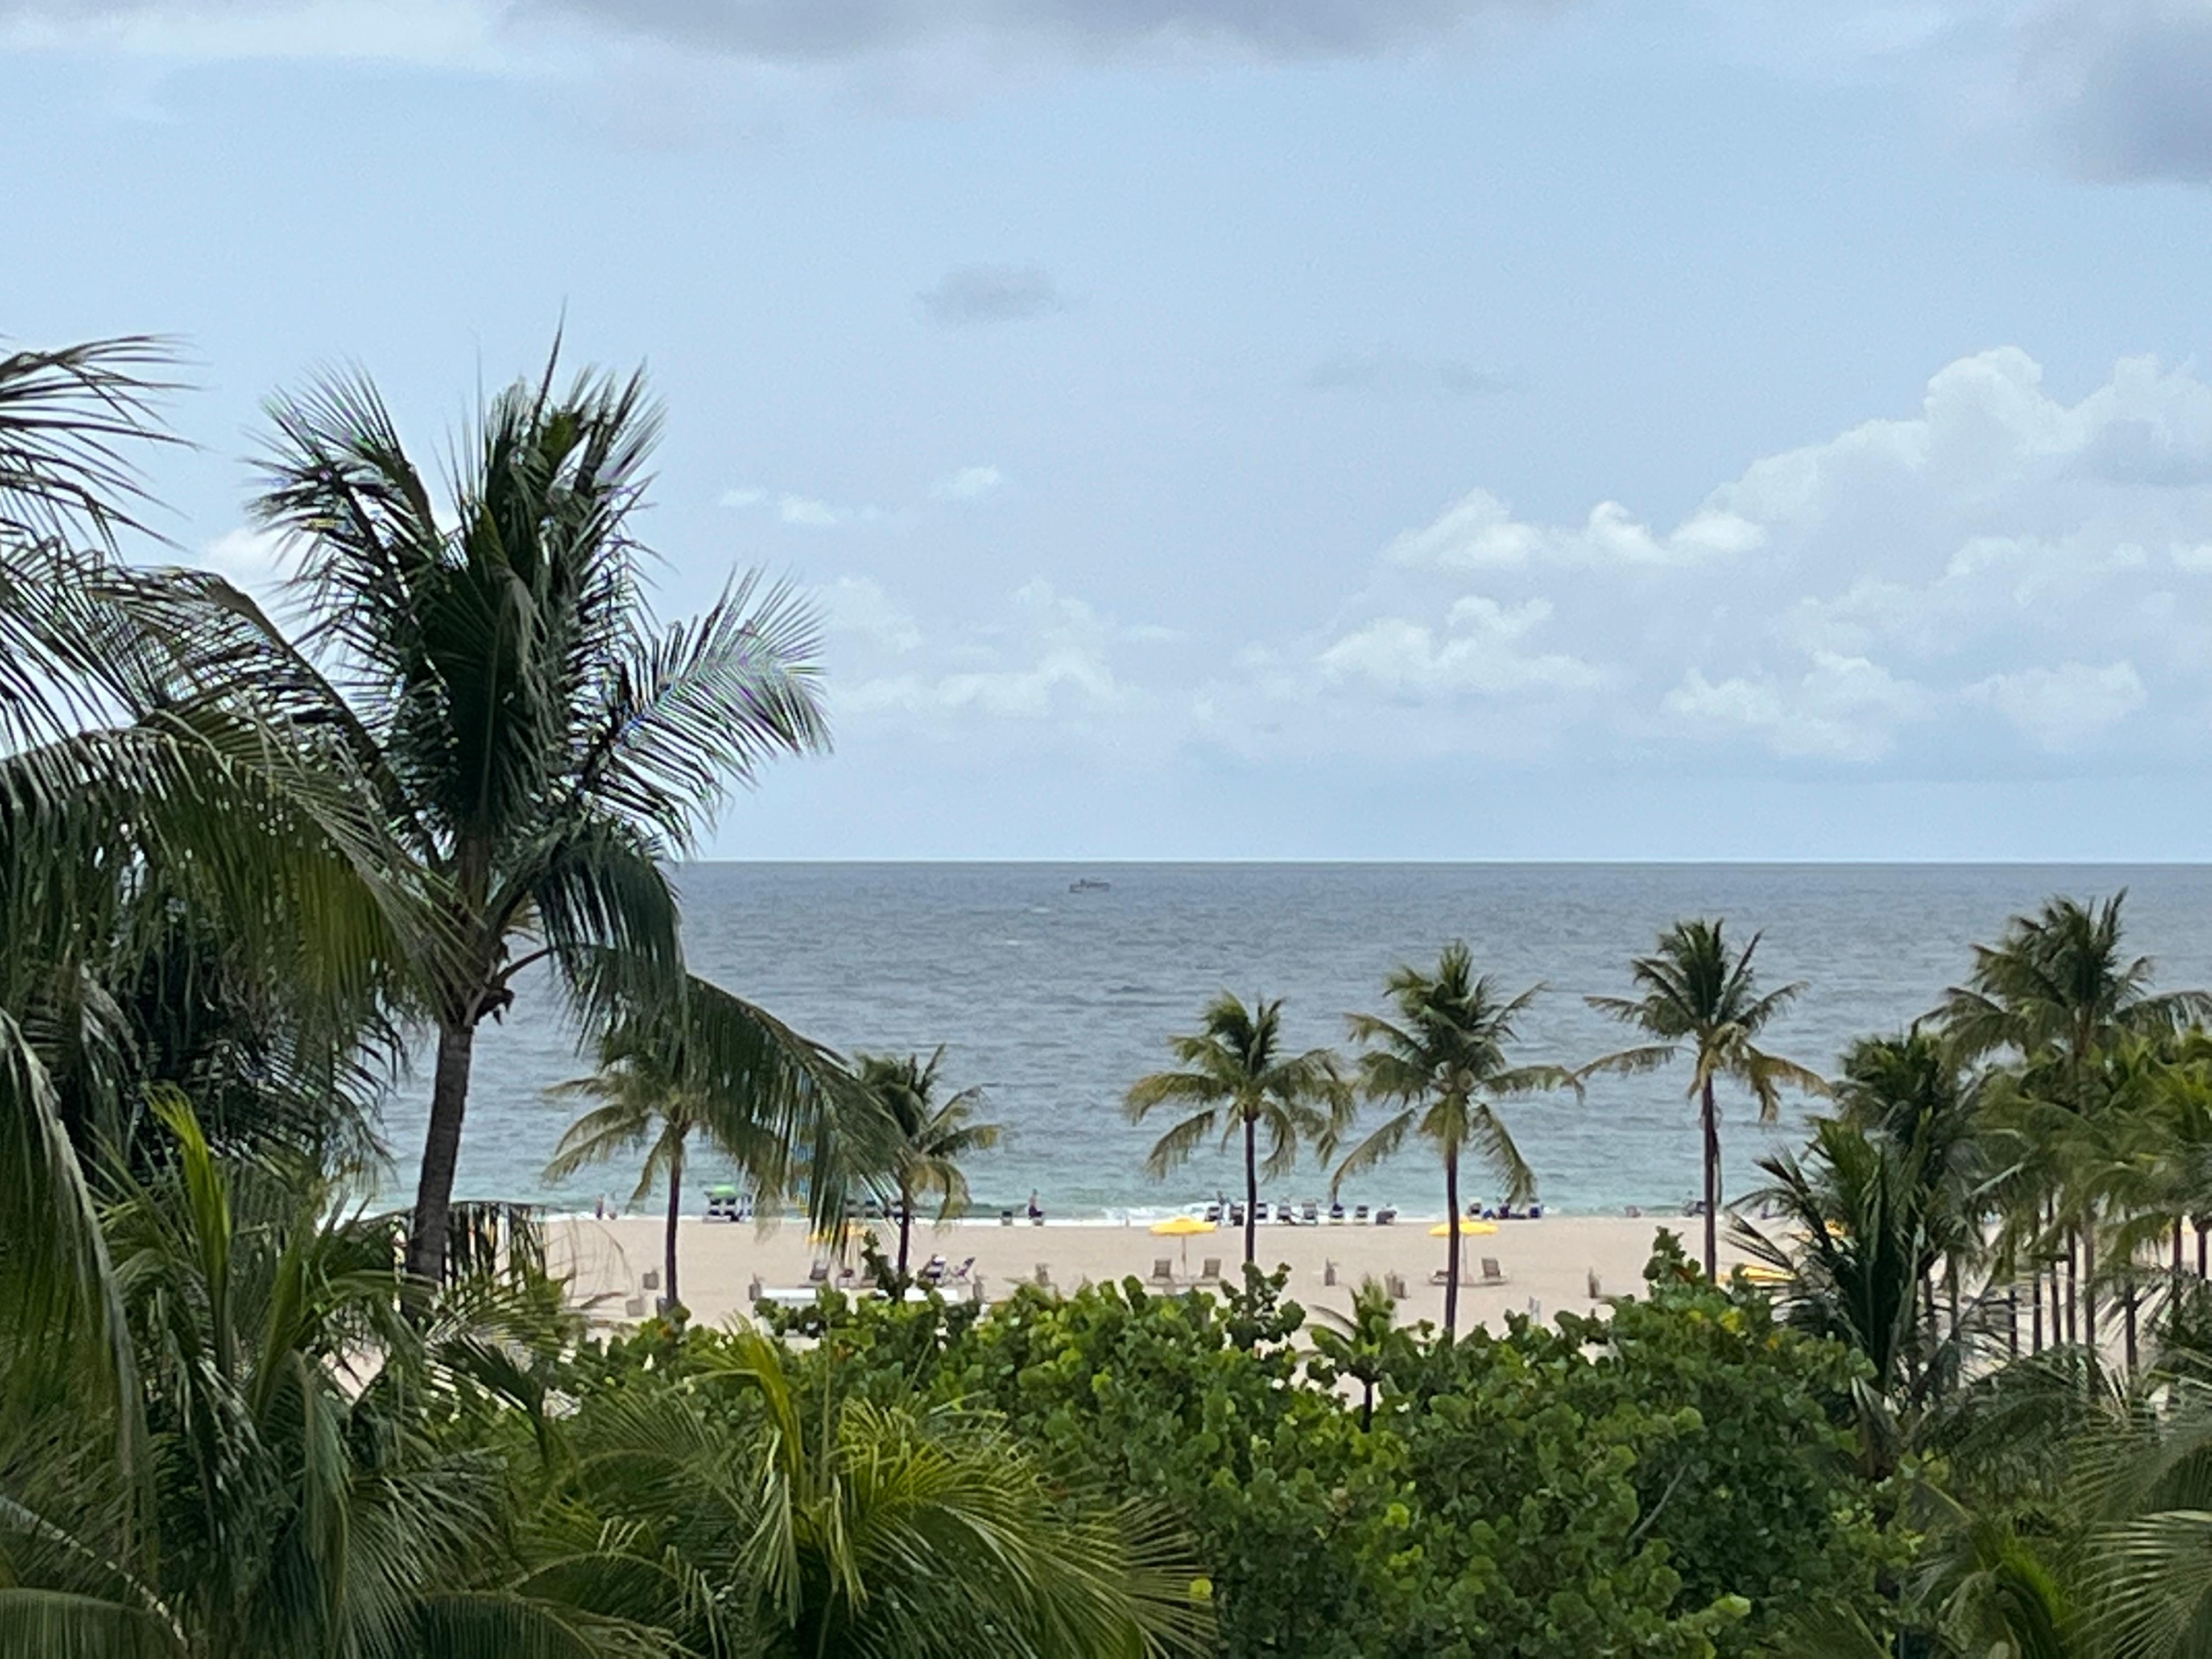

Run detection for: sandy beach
[[547, 1211, 1767, 1335]]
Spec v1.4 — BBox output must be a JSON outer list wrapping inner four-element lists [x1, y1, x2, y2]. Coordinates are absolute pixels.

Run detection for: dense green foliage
[[25, 330, 2212, 1655]]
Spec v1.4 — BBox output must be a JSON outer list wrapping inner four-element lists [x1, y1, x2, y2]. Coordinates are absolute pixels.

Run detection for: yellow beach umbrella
[[1736, 1262, 1792, 1285], [1150, 1214, 1217, 1270], [1429, 1218, 1500, 1237]]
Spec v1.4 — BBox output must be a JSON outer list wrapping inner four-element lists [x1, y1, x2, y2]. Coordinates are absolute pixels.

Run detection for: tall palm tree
[[217, 345, 834, 1282], [545, 1328, 1212, 1657], [855, 1048, 1001, 1285], [1125, 994, 1348, 1269], [1, 337, 432, 1462], [1584, 918, 1827, 1278], [1334, 944, 1573, 1337], [1936, 894, 2212, 1350]]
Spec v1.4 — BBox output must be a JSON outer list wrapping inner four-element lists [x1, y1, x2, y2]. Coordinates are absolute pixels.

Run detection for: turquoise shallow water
[[378, 864, 2212, 1220]]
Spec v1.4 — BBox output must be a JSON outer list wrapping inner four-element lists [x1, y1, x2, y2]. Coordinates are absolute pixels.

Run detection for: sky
[[8, 0, 2212, 860]]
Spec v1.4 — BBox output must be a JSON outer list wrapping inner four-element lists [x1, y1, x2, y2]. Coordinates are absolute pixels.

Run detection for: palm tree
[[1, 337, 433, 1460], [0, 1097, 611, 1657], [1309, 1276, 1407, 1431], [1584, 918, 1827, 1278], [547, 1328, 1212, 1656], [1334, 944, 1574, 1337], [1125, 993, 1349, 1268], [547, 975, 862, 1317], [855, 1048, 1001, 1285], [221, 345, 834, 1282], [1936, 894, 2212, 1350]]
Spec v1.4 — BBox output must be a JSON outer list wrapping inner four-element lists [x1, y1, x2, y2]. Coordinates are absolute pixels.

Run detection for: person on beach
[[1026, 1190, 1044, 1223]]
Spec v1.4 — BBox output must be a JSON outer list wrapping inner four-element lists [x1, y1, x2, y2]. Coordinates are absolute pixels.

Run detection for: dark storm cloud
[[2015, 0, 2212, 183], [508, 0, 1560, 63]]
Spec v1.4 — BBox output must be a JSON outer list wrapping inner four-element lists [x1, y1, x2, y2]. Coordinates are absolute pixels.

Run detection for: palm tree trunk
[[1443, 1145, 1462, 1340], [664, 1136, 684, 1313], [2199, 1218, 2208, 1279], [2029, 1257, 2042, 1353], [2123, 1276, 2138, 1373], [406, 1019, 476, 1283], [898, 1181, 913, 1285], [2081, 1228, 2096, 1350], [1243, 1114, 1258, 1269], [1700, 1076, 1720, 1278], [2176, 1219, 2186, 1278], [2052, 1238, 2070, 1353]]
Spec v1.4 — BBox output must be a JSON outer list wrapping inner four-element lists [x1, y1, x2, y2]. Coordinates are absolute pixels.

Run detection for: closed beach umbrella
[[1151, 1214, 1217, 1270], [1429, 1218, 1499, 1237]]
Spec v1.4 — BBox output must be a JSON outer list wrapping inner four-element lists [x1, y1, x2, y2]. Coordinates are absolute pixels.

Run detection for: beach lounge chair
[[1150, 1258, 1175, 1285], [1034, 1263, 1052, 1287], [1229, 1203, 1246, 1226], [747, 1275, 764, 1304], [1353, 1204, 1370, 1224], [1277, 1203, 1296, 1224], [705, 1184, 743, 1222], [1480, 1257, 1508, 1286], [946, 1256, 976, 1283], [919, 1255, 947, 1286], [1587, 1269, 1603, 1299], [1329, 1200, 1345, 1223], [1385, 1272, 1408, 1300], [806, 1262, 831, 1285], [1204, 1201, 1223, 1223], [1323, 1259, 1338, 1287], [641, 1270, 659, 1293], [1301, 1200, 1319, 1224], [1375, 1206, 1398, 1226], [1252, 1201, 1269, 1224], [1431, 1265, 1475, 1286], [624, 1295, 646, 1318], [1199, 1256, 1222, 1282]]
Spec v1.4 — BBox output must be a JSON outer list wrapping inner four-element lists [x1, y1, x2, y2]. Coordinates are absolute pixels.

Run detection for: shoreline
[[546, 1212, 1756, 1336]]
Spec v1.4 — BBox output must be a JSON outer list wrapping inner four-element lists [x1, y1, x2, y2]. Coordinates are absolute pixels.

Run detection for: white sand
[[548, 1210, 1764, 1335]]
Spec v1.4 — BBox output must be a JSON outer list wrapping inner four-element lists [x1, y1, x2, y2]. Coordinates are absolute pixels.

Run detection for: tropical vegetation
[[26, 327, 2212, 1656]]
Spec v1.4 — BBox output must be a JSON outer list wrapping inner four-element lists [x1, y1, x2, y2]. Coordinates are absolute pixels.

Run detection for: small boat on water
[[1068, 877, 1111, 893]]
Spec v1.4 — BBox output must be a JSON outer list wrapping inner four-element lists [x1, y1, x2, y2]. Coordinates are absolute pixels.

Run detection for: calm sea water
[[379, 864, 2212, 1221]]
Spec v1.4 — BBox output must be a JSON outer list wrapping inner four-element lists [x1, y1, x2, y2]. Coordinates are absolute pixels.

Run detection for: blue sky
[[9, 0, 2212, 859]]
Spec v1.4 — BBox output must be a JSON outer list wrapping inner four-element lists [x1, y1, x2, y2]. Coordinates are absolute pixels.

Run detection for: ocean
[[379, 864, 2212, 1221]]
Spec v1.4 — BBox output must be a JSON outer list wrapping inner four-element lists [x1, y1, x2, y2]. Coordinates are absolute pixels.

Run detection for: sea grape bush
[[727, 1237, 1910, 1657]]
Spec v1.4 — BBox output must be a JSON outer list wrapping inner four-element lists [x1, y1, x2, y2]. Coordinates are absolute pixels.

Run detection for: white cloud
[[836, 579, 1137, 726], [932, 464, 1004, 501], [816, 575, 921, 654], [1666, 653, 1932, 761], [197, 526, 291, 600], [1320, 596, 1609, 696], [1388, 487, 1764, 571], [720, 484, 884, 529], [1274, 346, 2212, 768], [1971, 659, 2147, 751]]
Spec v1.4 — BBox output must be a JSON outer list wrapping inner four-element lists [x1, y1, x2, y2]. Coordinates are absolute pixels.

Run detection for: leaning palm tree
[[157, 345, 839, 1282], [1584, 918, 1827, 1279], [546, 974, 860, 1316], [1125, 994, 1349, 1268], [855, 1048, 1001, 1285], [1334, 943, 1574, 1337]]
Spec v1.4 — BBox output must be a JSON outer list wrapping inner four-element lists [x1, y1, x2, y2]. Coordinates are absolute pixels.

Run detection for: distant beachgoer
[[1026, 1190, 1044, 1223], [594, 1194, 607, 1221]]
